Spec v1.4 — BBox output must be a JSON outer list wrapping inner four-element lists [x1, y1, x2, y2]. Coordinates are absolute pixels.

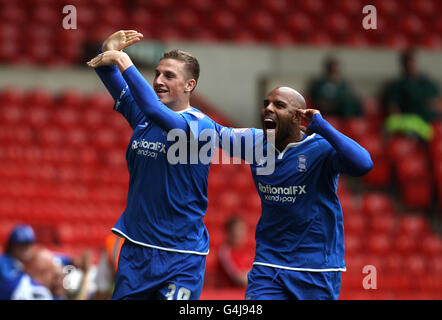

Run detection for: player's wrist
[[306, 113, 323, 133], [115, 52, 133, 73]]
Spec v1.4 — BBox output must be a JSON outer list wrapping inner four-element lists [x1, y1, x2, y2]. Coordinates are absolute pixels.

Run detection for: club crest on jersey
[[297, 155, 307, 172]]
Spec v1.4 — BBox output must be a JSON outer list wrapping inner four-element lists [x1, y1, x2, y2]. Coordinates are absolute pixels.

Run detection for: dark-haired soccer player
[[215, 87, 373, 299], [87, 31, 216, 300]]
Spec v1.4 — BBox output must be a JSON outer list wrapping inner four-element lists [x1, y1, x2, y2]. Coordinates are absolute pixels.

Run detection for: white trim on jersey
[[111, 228, 209, 256], [253, 261, 346, 272], [275, 133, 317, 159], [176, 107, 192, 114]]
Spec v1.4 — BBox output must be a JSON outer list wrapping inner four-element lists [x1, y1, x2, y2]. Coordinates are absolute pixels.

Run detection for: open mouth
[[263, 118, 277, 130], [155, 88, 168, 95]]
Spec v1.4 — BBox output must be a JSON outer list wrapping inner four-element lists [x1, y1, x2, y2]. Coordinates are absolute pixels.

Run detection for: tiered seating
[[0, 87, 441, 299], [0, 87, 129, 259], [342, 191, 442, 300], [430, 121, 442, 210], [0, 0, 439, 65]]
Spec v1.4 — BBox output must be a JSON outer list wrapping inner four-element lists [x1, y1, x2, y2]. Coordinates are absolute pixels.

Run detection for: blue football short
[[112, 240, 206, 300], [245, 264, 341, 300]]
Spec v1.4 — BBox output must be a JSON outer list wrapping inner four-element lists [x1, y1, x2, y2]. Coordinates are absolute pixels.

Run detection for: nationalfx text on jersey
[[258, 182, 307, 203]]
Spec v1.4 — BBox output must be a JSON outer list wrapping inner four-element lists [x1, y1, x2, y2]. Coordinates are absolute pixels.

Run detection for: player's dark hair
[[161, 49, 200, 92]]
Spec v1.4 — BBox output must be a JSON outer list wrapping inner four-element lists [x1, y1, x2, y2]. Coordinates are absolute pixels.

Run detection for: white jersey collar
[[272, 133, 316, 160]]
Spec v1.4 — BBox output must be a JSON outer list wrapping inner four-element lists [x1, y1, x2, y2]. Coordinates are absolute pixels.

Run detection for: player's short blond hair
[[161, 49, 200, 91]]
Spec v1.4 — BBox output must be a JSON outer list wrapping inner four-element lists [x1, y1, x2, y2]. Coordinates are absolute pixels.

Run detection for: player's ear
[[185, 79, 197, 93], [292, 108, 300, 124]]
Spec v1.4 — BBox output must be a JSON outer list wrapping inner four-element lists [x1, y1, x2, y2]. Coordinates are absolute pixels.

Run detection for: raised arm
[[297, 109, 373, 176], [94, 30, 143, 100], [211, 121, 265, 164], [91, 30, 145, 129], [88, 49, 188, 132]]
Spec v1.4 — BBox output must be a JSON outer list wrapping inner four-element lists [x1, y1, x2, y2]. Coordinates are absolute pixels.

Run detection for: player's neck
[[167, 99, 191, 112], [275, 130, 304, 152]]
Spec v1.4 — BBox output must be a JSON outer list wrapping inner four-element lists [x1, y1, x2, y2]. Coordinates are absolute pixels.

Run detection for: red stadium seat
[[399, 180, 433, 210], [1, 106, 24, 124], [83, 109, 104, 130], [30, 6, 58, 26], [0, 87, 25, 106], [0, 42, 22, 64], [394, 234, 418, 256], [362, 192, 395, 217], [336, 0, 363, 16], [410, 0, 437, 17], [386, 136, 422, 162], [57, 89, 84, 109], [173, 9, 201, 35], [419, 234, 442, 258], [344, 214, 366, 235], [342, 117, 373, 142], [384, 33, 410, 50], [248, 10, 276, 40], [262, 0, 289, 15], [25, 88, 53, 108], [52, 108, 80, 128], [99, 8, 127, 28], [344, 32, 371, 48], [65, 128, 88, 147], [285, 12, 313, 41], [39, 126, 65, 147], [400, 14, 426, 37], [376, 0, 401, 17], [186, 0, 215, 14], [404, 254, 427, 275], [26, 107, 51, 129], [339, 192, 358, 214], [242, 192, 261, 214], [363, 156, 391, 188], [298, 0, 326, 16], [344, 233, 364, 254], [212, 10, 238, 35], [308, 32, 333, 47], [215, 190, 243, 213], [366, 234, 392, 255], [358, 134, 384, 159], [383, 253, 404, 274], [223, 0, 249, 14], [231, 169, 254, 194], [325, 12, 351, 41], [421, 34, 442, 50], [0, 4, 27, 24], [397, 214, 430, 238], [369, 215, 397, 236]]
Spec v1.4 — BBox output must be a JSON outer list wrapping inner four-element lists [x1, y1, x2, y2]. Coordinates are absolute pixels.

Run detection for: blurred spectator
[[381, 49, 440, 141], [307, 55, 362, 118], [24, 248, 56, 299], [61, 250, 94, 300], [0, 224, 52, 299], [216, 216, 253, 288], [94, 234, 124, 300]]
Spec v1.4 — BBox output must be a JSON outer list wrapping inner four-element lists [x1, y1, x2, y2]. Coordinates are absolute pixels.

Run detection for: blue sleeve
[[121, 65, 188, 132], [307, 113, 373, 176], [213, 121, 261, 162], [93, 46, 145, 129]]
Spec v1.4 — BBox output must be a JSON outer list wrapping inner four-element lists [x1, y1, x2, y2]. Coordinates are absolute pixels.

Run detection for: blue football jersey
[[214, 122, 348, 272], [112, 89, 216, 255], [250, 133, 346, 271]]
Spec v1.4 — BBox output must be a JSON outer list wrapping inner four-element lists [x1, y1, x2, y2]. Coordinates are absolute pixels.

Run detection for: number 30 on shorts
[[165, 283, 191, 300]]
